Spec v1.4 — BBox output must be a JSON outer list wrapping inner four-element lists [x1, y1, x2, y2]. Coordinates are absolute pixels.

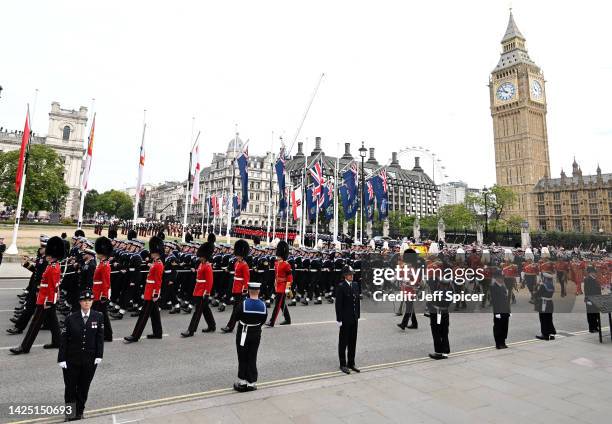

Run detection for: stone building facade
[[0, 102, 88, 217]]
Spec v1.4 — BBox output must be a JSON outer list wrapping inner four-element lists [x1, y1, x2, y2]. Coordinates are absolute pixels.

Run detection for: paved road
[[0, 277, 593, 419]]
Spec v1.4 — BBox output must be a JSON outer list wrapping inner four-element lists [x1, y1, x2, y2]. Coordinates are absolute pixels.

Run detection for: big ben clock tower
[[490, 10, 550, 226]]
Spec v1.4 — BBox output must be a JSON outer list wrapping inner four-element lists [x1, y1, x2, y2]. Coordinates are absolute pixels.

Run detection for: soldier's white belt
[[129, 268, 136, 271], [40, 284, 48, 287], [196, 279, 207, 283], [146, 280, 156, 284], [238, 321, 260, 346], [93, 281, 102, 285], [164, 270, 172, 274], [234, 277, 244, 281]]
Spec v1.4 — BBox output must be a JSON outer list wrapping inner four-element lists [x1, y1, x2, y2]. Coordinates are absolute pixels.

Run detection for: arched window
[[62, 125, 71, 141]]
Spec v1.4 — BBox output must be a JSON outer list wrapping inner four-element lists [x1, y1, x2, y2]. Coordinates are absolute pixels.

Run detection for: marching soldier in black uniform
[[233, 281, 267, 392], [58, 290, 104, 421], [490, 269, 510, 349], [335, 265, 360, 374]]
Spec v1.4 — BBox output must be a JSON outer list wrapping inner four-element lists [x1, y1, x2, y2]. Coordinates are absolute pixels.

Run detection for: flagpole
[[266, 132, 274, 243], [284, 182, 290, 242], [226, 130, 238, 244], [7, 103, 33, 255], [77, 107, 95, 229], [315, 198, 319, 248], [211, 193, 217, 235], [272, 193, 277, 241], [333, 142, 339, 243], [200, 185, 207, 238], [133, 111, 146, 222]]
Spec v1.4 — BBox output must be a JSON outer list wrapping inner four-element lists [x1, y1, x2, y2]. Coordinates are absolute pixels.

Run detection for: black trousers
[[338, 321, 358, 367], [586, 313, 600, 332], [400, 301, 417, 327], [187, 296, 216, 332], [429, 313, 450, 354], [63, 359, 97, 416], [236, 326, 261, 383], [14, 293, 37, 331], [557, 271, 567, 297], [131, 300, 162, 340], [269, 293, 291, 326], [493, 313, 510, 346], [92, 300, 113, 341], [225, 294, 244, 330], [21, 305, 60, 352], [538, 313, 556, 337]]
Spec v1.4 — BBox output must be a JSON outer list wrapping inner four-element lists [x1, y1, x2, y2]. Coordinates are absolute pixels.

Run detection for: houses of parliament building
[[490, 11, 611, 234]]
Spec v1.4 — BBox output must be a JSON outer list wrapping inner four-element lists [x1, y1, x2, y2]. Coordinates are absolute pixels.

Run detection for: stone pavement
[[0, 262, 30, 279], [80, 331, 612, 424]]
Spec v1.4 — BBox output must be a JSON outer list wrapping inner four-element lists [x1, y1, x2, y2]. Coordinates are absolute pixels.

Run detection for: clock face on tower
[[530, 80, 543, 99], [496, 82, 516, 101]]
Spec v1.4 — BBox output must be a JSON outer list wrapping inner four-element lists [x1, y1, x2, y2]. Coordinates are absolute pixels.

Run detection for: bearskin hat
[[253, 236, 261, 246], [276, 240, 289, 260], [234, 239, 250, 258], [46, 236, 66, 260], [197, 241, 214, 261], [157, 231, 165, 240], [127, 229, 137, 240], [74, 229, 85, 238], [95, 237, 113, 257], [402, 248, 417, 266], [207, 233, 216, 244], [149, 236, 164, 255], [108, 227, 118, 239]]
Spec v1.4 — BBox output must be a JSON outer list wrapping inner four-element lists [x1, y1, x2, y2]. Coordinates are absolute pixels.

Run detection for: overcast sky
[[1, 0, 611, 192]]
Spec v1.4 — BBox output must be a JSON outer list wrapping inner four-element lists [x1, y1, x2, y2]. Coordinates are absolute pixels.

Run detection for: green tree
[[470, 185, 518, 226], [0, 145, 69, 212], [83, 189, 100, 216], [96, 190, 133, 219], [437, 204, 476, 229]]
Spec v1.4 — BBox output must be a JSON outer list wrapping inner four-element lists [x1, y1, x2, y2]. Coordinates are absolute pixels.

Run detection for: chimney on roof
[[366, 148, 378, 165], [341, 142, 353, 160], [311, 136, 324, 156], [295, 141, 305, 158], [412, 156, 423, 172], [390, 152, 400, 168]]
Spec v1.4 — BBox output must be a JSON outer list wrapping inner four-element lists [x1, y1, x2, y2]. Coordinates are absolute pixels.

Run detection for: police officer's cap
[[248, 282, 262, 289], [79, 290, 94, 301], [342, 265, 354, 275]]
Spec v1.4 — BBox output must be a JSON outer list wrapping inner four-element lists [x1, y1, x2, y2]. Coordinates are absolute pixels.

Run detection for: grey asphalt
[[0, 277, 594, 422]]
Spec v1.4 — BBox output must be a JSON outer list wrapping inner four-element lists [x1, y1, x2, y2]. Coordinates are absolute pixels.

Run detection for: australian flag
[[306, 187, 317, 222], [371, 169, 389, 220], [340, 185, 357, 220], [321, 182, 334, 221], [275, 146, 287, 216], [342, 163, 357, 203], [237, 148, 249, 211], [232, 194, 241, 218]]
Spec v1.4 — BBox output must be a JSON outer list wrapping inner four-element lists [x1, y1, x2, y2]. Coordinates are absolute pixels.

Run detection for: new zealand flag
[[340, 185, 357, 220], [371, 172, 389, 221], [306, 187, 317, 222], [237, 151, 249, 211], [275, 149, 286, 216], [364, 180, 375, 222]]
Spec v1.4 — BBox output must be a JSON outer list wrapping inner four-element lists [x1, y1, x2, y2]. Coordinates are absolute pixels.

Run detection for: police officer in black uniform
[[58, 290, 104, 421], [490, 269, 510, 349], [335, 265, 360, 374]]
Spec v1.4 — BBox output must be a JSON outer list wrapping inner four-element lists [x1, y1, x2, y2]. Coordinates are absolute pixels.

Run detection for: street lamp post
[[358, 141, 367, 244], [482, 186, 489, 242]]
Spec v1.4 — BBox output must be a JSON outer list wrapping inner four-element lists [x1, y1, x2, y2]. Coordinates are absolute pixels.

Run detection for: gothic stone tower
[[489, 11, 550, 227]]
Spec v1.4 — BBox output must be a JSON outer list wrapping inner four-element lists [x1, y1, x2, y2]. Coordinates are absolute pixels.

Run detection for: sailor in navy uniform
[[58, 290, 104, 421], [233, 281, 267, 392]]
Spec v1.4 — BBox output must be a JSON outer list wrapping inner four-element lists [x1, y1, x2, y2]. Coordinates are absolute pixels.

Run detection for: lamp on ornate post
[[358, 141, 367, 243], [482, 186, 489, 241]]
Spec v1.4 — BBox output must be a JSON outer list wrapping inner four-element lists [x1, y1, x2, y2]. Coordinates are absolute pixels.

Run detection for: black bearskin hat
[[197, 241, 214, 261], [234, 239, 250, 258], [157, 231, 165, 240], [276, 240, 289, 260], [108, 228, 118, 239], [402, 248, 418, 266], [127, 229, 137, 240], [207, 233, 216, 244], [95, 237, 113, 257], [46, 236, 66, 260], [253, 236, 261, 246], [149, 236, 164, 255], [74, 229, 85, 238]]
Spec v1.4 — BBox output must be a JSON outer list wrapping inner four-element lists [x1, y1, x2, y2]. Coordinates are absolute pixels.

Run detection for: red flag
[[15, 107, 31, 193]]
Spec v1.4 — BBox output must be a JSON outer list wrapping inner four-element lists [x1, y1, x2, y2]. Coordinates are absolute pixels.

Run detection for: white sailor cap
[[248, 282, 262, 289]]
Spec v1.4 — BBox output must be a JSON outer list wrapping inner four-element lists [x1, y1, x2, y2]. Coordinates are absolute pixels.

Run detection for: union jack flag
[[367, 180, 374, 200], [380, 169, 388, 193], [327, 179, 334, 201], [309, 160, 325, 198]]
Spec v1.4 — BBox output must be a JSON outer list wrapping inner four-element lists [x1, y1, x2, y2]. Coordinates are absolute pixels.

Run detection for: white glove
[[94, 358, 102, 365], [285, 288, 291, 294], [337, 321, 342, 327], [58, 361, 67, 369], [495, 314, 501, 319]]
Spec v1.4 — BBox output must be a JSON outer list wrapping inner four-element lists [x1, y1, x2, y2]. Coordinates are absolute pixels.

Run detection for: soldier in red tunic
[[92, 237, 114, 342], [221, 239, 251, 333], [10, 236, 64, 354], [181, 241, 216, 336], [124, 236, 165, 343], [266, 240, 293, 327]]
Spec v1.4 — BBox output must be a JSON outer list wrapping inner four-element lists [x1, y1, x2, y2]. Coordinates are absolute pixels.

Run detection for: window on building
[[555, 219, 563, 231], [62, 126, 71, 141], [553, 192, 560, 201], [572, 219, 581, 232], [588, 191, 596, 199], [571, 192, 578, 201], [539, 220, 547, 231], [591, 219, 600, 232], [537, 193, 544, 202], [554, 204, 561, 215], [571, 204, 579, 215], [589, 203, 598, 215], [609, 202, 612, 214], [538, 205, 545, 215]]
